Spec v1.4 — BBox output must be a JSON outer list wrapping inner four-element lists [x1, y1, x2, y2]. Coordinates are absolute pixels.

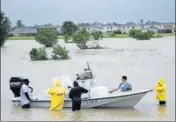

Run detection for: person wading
[[69, 81, 88, 111], [155, 78, 167, 105], [48, 80, 66, 111], [20, 79, 31, 109]]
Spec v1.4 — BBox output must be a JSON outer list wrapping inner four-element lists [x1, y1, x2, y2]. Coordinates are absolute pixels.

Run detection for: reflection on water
[[50, 111, 66, 121], [1, 37, 175, 121], [157, 105, 167, 118]]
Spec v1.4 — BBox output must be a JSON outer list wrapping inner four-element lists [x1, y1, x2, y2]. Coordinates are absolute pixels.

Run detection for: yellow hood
[[158, 78, 166, 86], [55, 80, 61, 87]]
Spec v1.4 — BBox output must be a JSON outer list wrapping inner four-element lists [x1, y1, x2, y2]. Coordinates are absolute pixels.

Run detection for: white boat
[[10, 63, 153, 108], [12, 89, 152, 108]]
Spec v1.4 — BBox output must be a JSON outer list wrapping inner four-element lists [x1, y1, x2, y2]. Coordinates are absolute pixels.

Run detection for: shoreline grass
[[8, 33, 175, 40]]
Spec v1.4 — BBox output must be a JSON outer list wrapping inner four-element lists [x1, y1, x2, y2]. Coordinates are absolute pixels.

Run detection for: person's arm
[[69, 89, 73, 99], [109, 83, 122, 93], [81, 87, 88, 93], [48, 88, 55, 95], [156, 85, 165, 92], [25, 92, 30, 101]]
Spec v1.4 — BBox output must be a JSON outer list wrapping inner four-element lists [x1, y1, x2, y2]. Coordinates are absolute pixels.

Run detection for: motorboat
[[10, 63, 153, 108]]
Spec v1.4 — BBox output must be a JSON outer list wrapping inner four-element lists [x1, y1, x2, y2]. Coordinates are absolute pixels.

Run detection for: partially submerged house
[[10, 25, 62, 36], [145, 26, 159, 33], [10, 27, 37, 36]]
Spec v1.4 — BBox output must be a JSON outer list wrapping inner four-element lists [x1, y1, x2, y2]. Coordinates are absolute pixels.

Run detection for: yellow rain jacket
[[48, 80, 66, 111], [155, 78, 167, 102]]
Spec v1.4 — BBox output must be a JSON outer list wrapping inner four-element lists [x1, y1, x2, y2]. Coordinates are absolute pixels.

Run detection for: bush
[[35, 28, 58, 47], [72, 28, 90, 44], [64, 35, 70, 43], [113, 30, 122, 34], [29, 48, 48, 60], [110, 33, 115, 37], [129, 29, 141, 38], [92, 31, 100, 40], [147, 31, 154, 37], [52, 45, 70, 60], [136, 32, 151, 40], [129, 29, 154, 40]]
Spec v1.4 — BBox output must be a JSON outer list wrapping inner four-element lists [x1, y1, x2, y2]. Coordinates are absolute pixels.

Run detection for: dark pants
[[22, 103, 30, 109], [159, 101, 166, 105], [72, 101, 81, 111]]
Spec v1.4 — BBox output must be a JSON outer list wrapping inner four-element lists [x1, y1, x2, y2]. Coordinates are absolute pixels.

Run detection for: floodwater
[[1, 37, 175, 121]]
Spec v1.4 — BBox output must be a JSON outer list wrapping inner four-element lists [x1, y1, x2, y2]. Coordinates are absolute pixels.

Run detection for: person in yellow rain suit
[[155, 78, 167, 105], [48, 80, 66, 111]]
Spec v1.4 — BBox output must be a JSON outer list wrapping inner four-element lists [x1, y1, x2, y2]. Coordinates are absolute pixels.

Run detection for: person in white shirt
[[20, 79, 31, 109]]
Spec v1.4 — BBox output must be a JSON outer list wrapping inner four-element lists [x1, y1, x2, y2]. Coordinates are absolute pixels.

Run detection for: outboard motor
[[9, 77, 33, 97]]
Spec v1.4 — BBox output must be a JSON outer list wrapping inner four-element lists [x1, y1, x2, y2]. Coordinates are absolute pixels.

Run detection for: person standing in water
[[20, 79, 31, 109], [109, 76, 132, 93], [48, 80, 66, 111], [69, 81, 88, 111], [155, 78, 167, 105]]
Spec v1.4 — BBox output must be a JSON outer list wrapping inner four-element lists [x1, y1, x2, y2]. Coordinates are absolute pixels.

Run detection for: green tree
[[29, 47, 48, 60], [72, 28, 90, 44], [35, 28, 58, 47], [16, 20, 23, 27], [52, 45, 70, 60], [0, 11, 11, 47], [61, 21, 78, 36]]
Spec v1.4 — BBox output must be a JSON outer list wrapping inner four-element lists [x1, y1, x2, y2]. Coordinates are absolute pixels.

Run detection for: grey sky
[[1, 0, 175, 26]]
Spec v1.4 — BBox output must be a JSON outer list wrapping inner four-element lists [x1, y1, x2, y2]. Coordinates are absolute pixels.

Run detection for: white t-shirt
[[20, 84, 30, 106]]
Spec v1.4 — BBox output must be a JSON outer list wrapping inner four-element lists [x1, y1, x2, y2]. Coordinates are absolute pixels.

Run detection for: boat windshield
[[77, 71, 93, 80]]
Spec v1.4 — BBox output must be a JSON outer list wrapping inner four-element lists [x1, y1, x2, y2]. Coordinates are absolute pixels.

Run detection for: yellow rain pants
[[48, 80, 66, 111], [155, 78, 167, 102]]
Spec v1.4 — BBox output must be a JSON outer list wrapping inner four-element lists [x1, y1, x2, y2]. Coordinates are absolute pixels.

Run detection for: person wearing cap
[[48, 80, 66, 111], [155, 78, 167, 105], [20, 79, 31, 109], [69, 81, 88, 111]]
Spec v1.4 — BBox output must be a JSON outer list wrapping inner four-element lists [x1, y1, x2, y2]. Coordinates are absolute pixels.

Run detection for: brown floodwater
[[1, 37, 175, 121]]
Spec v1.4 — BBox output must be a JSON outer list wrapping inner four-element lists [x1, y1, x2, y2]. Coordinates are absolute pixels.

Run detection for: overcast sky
[[1, 0, 175, 26]]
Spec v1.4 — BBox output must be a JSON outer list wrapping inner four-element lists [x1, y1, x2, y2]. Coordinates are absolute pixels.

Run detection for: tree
[[0, 11, 11, 47], [29, 48, 48, 60], [16, 20, 23, 27], [35, 28, 58, 47], [72, 28, 90, 44], [61, 21, 78, 36], [52, 45, 70, 60]]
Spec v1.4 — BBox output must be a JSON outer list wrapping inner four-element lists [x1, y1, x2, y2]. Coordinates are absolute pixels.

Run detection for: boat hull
[[12, 89, 152, 108]]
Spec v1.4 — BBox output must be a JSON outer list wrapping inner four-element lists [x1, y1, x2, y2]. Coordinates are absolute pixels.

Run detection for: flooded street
[[1, 37, 175, 121]]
